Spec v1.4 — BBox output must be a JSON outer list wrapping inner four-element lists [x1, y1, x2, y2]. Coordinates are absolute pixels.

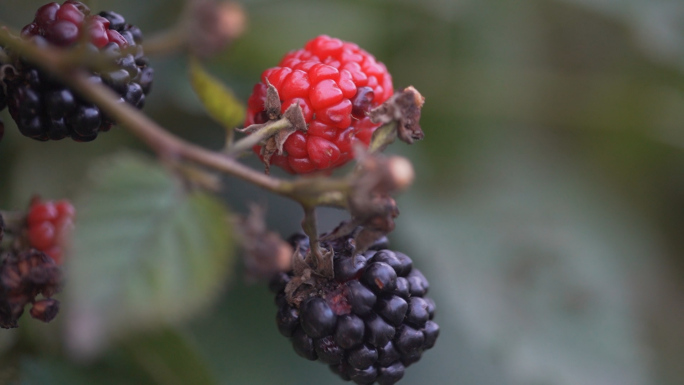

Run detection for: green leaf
[[66, 152, 234, 358], [189, 57, 246, 130], [122, 328, 218, 385]]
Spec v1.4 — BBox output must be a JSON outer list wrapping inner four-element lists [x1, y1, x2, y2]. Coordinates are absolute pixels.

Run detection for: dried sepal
[[187, 0, 246, 58], [321, 152, 414, 253], [237, 204, 293, 281], [369, 85, 425, 145]]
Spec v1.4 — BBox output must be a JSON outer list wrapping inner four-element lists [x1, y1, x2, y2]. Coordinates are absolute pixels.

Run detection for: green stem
[[226, 118, 291, 157], [0, 29, 356, 209]]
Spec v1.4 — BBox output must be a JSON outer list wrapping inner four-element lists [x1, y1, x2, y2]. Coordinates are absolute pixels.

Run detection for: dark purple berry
[[329, 361, 353, 381], [393, 252, 413, 277], [272, 230, 439, 384], [351, 86, 374, 120], [365, 314, 396, 348], [371, 250, 410, 276], [407, 268, 429, 297], [276, 304, 299, 338], [392, 277, 410, 299], [69, 105, 101, 136], [349, 365, 378, 385], [44, 19, 79, 46], [98, 11, 125, 31], [422, 320, 439, 350], [314, 335, 345, 364], [405, 297, 429, 328], [377, 362, 405, 385], [347, 344, 378, 369], [347, 280, 376, 317], [377, 341, 401, 367], [369, 236, 390, 251], [362, 262, 397, 294], [335, 314, 365, 349], [45, 89, 76, 117], [376, 295, 408, 327], [334, 253, 367, 282], [394, 324, 425, 357], [300, 297, 337, 338], [424, 297, 436, 320], [269, 272, 290, 293], [291, 328, 317, 361], [400, 352, 422, 367]]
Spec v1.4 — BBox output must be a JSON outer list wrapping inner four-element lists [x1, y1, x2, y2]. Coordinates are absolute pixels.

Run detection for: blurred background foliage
[[2, 0, 684, 384]]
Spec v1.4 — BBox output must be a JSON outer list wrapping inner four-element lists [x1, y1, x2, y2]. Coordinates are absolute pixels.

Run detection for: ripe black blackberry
[[270, 232, 439, 385], [2, 1, 153, 142]]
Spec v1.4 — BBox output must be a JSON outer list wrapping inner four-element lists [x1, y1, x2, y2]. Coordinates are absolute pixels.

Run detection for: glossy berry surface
[[245, 35, 394, 174], [26, 198, 75, 264], [4, 1, 152, 142], [270, 232, 439, 384]]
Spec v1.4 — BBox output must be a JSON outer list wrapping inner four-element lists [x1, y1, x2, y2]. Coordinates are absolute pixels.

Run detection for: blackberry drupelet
[[270, 232, 439, 385], [3, 1, 153, 142]]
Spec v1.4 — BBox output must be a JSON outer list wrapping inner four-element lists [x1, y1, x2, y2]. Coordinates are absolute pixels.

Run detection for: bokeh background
[[2, 0, 684, 384]]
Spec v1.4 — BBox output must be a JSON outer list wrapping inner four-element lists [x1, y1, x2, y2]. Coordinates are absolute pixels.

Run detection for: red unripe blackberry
[[270, 232, 439, 384], [3, 1, 153, 142], [26, 199, 75, 264], [245, 35, 394, 174]]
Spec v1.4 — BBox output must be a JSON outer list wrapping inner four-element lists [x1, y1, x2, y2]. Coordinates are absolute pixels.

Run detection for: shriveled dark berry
[[349, 365, 378, 385], [405, 297, 429, 328], [394, 324, 424, 357], [347, 280, 376, 317], [276, 304, 299, 338], [376, 295, 408, 327], [347, 344, 378, 369], [314, 335, 344, 364], [377, 341, 401, 367], [300, 297, 337, 338], [291, 328, 317, 361], [335, 314, 365, 349], [422, 321, 439, 350], [365, 314, 396, 348], [377, 362, 405, 385], [362, 262, 397, 294]]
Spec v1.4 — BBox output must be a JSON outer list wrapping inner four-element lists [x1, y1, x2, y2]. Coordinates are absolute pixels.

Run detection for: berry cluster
[[245, 35, 394, 174], [26, 199, 75, 265], [0, 249, 62, 329], [270, 233, 439, 384], [1, 1, 153, 142]]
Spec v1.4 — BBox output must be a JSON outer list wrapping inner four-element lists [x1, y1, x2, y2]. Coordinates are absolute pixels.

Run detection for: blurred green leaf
[[65, 152, 234, 358], [396, 131, 658, 385], [122, 328, 218, 385], [189, 57, 246, 130]]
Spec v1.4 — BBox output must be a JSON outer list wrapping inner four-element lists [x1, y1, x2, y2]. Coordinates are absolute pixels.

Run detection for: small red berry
[[27, 201, 58, 226], [26, 199, 75, 264], [244, 35, 394, 174], [28, 221, 56, 250]]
